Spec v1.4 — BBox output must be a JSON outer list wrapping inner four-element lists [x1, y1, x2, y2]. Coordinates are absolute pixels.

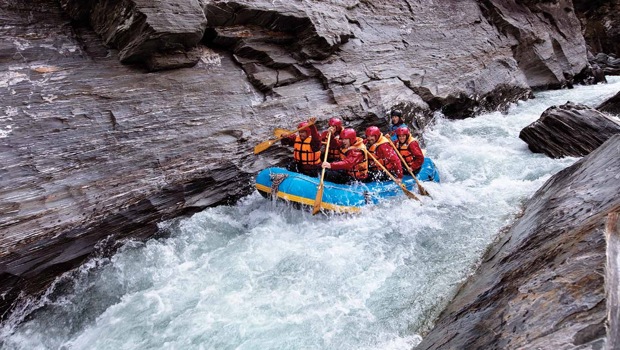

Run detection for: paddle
[[273, 128, 294, 138], [254, 121, 316, 155], [362, 149, 420, 201], [384, 134, 431, 198], [312, 131, 331, 215]]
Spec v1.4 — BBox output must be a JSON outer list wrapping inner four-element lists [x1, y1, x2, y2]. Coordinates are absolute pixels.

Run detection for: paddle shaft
[[384, 135, 431, 197], [312, 131, 331, 214], [363, 149, 420, 201]]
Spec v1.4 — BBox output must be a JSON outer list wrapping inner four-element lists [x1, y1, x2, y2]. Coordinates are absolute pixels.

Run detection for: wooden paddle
[[312, 131, 331, 215], [273, 128, 294, 138], [254, 121, 316, 155], [363, 149, 420, 201], [384, 134, 431, 198]]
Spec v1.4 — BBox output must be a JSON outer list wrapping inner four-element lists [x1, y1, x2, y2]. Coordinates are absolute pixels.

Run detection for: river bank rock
[[591, 52, 620, 76], [415, 134, 620, 349], [0, 0, 593, 317], [519, 102, 620, 158], [597, 91, 620, 116]]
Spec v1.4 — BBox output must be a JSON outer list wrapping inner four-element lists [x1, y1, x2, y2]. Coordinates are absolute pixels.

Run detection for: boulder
[[416, 135, 620, 349], [597, 91, 620, 116], [574, 59, 608, 85], [592, 52, 620, 76], [59, 0, 208, 70], [519, 102, 620, 158]]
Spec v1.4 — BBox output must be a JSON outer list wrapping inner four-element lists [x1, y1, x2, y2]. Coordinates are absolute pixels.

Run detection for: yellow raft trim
[[255, 183, 361, 214]]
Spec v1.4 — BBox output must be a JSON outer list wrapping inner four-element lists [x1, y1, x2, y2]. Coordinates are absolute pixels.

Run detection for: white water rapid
[[2, 77, 619, 350]]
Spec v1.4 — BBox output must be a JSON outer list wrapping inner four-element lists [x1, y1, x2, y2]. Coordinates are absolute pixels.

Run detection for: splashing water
[[2, 78, 619, 350]]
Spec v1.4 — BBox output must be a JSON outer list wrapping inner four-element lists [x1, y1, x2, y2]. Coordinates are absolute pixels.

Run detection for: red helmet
[[297, 121, 309, 130], [365, 126, 382, 139], [340, 128, 357, 143], [328, 117, 343, 129], [396, 126, 410, 136]]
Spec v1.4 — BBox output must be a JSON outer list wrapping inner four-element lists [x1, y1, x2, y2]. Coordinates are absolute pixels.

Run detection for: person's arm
[[393, 154, 404, 179], [329, 149, 363, 171], [381, 145, 403, 179], [280, 133, 297, 146], [309, 124, 321, 151], [408, 140, 424, 171]]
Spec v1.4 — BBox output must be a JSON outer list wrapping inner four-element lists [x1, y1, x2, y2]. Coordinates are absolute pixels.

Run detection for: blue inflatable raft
[[255, 158, 440, 213]]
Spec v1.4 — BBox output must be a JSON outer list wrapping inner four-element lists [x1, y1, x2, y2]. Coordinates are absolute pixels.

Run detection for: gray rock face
[[0, 0, 594, 318], [575, 0, 620, 57], [591, 52, 620, 76], [59, 0, 207, 69], [597, 91, 620, 116], [519, 102, 620, 158], [0, 0, 262, 314], [416, 135, 620, 350], [58, 0, 590, 117]]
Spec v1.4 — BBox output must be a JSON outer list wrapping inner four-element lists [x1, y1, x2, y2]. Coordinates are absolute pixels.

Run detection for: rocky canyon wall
[[0, 0, 590, 317]]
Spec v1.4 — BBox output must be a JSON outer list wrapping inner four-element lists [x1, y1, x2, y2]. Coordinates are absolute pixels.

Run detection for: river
[[1, 77, 619, 350]]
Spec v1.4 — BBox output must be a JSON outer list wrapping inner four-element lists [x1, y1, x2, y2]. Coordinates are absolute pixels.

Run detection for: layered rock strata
[[597, 91, 620, 115], [519, 101, 620, 158], [0, 0, 594, 318], [606, 212, 620, 349], [574, 0, 620, 57], [59, 0, 208, 70], [591, 52, 620, 76], [416, 135, 620, 349]]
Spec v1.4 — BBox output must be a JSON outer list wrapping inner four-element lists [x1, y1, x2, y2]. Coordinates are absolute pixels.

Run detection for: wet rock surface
[[416, 135, 620, 350], [591, 52, 620, 76], [597, 90, 620, 115], [519, 101, 620, 158], [0, 0, 597, 321]]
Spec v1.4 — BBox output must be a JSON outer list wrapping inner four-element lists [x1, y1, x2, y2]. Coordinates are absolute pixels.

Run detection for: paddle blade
[[312, 184, 325, 215], [417, 183, 431, 197], [254, 139, 277, 154], [273, 128, 294, 138], [400, 184, 420, 201]]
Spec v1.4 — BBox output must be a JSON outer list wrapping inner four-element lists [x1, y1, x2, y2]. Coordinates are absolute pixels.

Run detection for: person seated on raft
[[365, 126, 403, 182], [280, 117, 322, 177], [320, 128, 369, 184], [320, 117, 344, 162], [387, 109, 408, 141], [394, 126, 424, 175]]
